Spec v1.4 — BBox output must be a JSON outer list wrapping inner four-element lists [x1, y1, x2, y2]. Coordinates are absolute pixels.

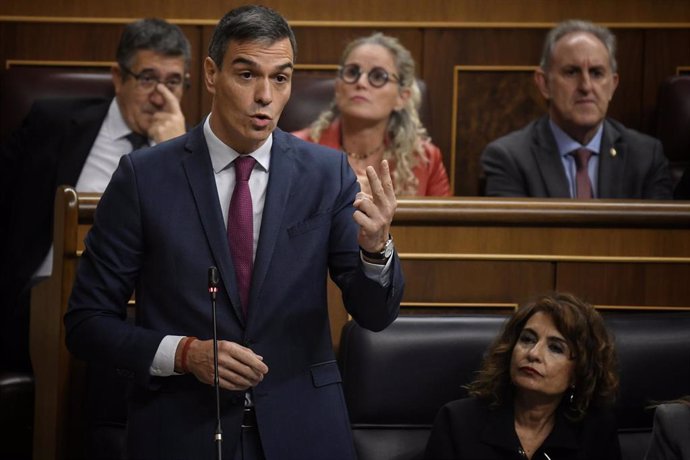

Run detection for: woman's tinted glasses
[[338, 63, 400, 88]]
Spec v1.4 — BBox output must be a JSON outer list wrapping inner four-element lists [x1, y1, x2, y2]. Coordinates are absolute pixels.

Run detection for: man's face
[[112, 49, 186, 136], [535, 32, 619, 143], [204, 38, 294, 154]]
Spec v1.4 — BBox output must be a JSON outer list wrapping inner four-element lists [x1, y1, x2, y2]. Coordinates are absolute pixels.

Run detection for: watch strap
[[360, 236, 393, 260]]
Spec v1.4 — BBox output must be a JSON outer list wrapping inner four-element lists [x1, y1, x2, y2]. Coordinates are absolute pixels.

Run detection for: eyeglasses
[[121, 65, 187, 92], [338, 63, 400, 88]]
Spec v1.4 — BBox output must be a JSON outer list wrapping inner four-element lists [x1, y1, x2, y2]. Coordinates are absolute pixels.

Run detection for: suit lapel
[[182, 124, 245, 324], [55, 99, 111, 186], [598, 119, 626, 198], [249, 129, 295, 311], [533, 117, 571, 198]]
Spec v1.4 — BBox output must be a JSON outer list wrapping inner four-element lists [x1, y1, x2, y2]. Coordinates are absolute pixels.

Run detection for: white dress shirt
[[33, 99, 151, 279]]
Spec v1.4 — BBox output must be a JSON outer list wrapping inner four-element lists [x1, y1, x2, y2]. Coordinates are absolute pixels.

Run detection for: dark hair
[[540, 19, 618, 73], [116, 18, 191, 72], [208, 5, 297, 68], [467, 292, 619, 421]]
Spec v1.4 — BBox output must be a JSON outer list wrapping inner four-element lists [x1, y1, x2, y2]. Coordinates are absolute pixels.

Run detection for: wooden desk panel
[[557, 262, 690, 308], [390, 197, 690, 310], [395, 225, 690, 258], [400, 259, 553, 305]]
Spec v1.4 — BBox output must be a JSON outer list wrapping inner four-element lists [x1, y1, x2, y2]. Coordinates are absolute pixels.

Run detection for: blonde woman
[[293, 33, 450, 196]]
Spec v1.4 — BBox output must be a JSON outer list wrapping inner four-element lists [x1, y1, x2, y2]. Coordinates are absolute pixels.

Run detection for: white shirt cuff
[[360, 253, 393, 288], [149, 335, 185, 376]]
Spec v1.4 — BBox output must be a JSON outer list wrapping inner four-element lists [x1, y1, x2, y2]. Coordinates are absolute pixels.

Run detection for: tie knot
[[234, 156, 256, 182], [125, 132, 149, 151], [572, 148, 592, 170]]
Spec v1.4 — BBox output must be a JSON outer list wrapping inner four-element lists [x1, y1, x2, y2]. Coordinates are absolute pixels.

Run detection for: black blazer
[[675, 167, 690, 199], [481, 116, 673, 199], [425, 397, 621, 460], [0, 97, 110, 309]]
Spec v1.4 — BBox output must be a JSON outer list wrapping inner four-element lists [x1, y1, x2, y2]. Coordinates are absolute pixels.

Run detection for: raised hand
[[352, 159, 397, 253]]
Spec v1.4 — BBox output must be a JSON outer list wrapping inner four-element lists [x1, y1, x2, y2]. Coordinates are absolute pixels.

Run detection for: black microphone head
[[208, 266, 220, 288]]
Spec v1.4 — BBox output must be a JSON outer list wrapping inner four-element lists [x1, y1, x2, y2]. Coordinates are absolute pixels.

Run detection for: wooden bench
[[30, 187, 98, 460], [31, 188, 690, 459]]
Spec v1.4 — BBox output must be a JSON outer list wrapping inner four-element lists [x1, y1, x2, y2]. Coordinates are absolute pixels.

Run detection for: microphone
[[208, 266, 220, 299], [208, 267, 222, 460]]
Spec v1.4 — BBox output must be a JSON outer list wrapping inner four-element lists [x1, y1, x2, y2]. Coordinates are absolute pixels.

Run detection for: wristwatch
[[361, 236, 394, 261]]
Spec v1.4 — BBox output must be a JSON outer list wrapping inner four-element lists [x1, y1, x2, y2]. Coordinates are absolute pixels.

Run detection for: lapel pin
[[610, 147, 617, 157]]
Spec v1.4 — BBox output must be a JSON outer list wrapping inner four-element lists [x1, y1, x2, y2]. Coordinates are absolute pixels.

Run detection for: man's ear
[[534, 68, 550, 101], [609, 72, 620, 101], [203, 57, 218, 95], [111, 64, 123, 94]]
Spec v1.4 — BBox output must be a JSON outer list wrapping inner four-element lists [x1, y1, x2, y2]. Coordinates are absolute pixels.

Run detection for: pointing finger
[[155, 82, 182, 113]]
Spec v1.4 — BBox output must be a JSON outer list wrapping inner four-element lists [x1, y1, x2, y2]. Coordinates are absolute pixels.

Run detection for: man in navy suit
[[65, 5, 404, 460], [481, 20, 672, 199], [0, 18, 191, 376]]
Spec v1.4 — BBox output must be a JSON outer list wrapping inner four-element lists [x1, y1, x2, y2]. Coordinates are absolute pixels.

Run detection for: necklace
[[344, 143, 385, 160]]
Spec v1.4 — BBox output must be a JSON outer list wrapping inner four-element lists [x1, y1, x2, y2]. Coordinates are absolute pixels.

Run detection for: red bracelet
[[180, 336, 197, 373]]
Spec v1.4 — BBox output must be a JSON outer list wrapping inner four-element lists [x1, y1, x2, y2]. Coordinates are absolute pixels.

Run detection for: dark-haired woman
[[425, 293, 621, 460]]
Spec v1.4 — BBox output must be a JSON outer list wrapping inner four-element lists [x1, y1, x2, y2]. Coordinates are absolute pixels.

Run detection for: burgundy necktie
[[572, 148, 593, 199], [227, 156, 256, 316]]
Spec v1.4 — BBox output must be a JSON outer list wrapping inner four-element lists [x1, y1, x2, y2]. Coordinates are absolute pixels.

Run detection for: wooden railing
[[30, 187, 98, 460], [392, 197, 690, 311]]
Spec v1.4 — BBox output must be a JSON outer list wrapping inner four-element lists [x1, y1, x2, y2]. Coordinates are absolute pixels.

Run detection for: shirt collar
[[203, 114, 271, 173], [105, 98, 133, 142], [549, 118, 603, 158], [107, 98, 155, 146]]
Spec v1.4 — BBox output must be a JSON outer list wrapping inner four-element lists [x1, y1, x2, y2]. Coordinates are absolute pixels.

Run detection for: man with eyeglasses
[[112, 22, 190, 151], [0, 17, 191, 459]]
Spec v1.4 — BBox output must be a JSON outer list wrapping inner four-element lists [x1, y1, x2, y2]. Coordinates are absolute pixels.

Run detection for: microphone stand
[[208, 267, 223, 460]]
